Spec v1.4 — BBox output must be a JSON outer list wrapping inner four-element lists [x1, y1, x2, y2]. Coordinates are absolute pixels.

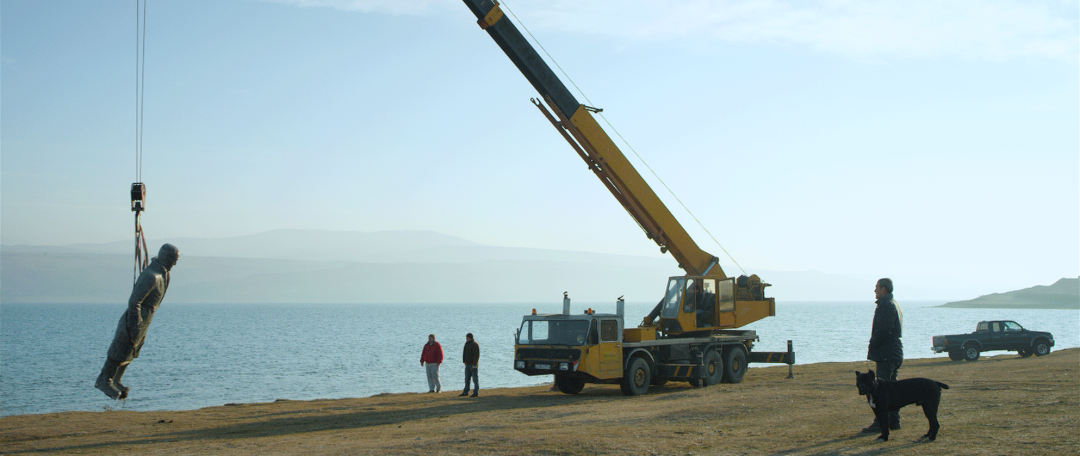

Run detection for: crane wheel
[[554, 373, 585, 394], [621, 357, 651, 396], [703, 349, 724, 386], [722, 347, 747, 383]]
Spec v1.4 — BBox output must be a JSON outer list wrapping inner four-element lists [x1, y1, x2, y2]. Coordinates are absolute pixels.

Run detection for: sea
[[1, 300, 1077, 417]]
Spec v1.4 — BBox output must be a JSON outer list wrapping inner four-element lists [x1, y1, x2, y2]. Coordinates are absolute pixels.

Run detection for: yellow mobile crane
[[462, 0, 794, 395]]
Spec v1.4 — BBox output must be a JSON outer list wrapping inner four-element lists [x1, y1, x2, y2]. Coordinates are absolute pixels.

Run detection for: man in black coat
[[460, 333, 480, 397], [95, 243, 179, 399], [862, 277, 904, 433]]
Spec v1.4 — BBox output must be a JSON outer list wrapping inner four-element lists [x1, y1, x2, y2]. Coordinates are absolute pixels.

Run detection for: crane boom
[[462, 0, 721, 278], [463, 0, 776, 333]]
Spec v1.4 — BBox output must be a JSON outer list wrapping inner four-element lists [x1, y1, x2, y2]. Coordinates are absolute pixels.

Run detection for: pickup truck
[[932, 320, 1054, 361]]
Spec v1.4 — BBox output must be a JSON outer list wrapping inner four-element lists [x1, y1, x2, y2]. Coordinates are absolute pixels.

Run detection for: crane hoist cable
[[131, 0, 149, 282], [499, 1, 747, 276]]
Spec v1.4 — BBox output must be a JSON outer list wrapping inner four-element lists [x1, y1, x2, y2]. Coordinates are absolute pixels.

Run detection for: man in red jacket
[[420, 334, 443, 393]]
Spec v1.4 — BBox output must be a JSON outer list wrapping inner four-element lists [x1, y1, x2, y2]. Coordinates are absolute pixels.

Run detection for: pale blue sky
[[2, 0, 1077, 293]]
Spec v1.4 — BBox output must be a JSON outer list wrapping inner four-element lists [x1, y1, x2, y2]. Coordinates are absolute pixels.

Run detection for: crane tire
[[703, 349, 724, 386], [621, 357, 651, 396], [554, 373, 585, 394], [722, 347, 747, 383]]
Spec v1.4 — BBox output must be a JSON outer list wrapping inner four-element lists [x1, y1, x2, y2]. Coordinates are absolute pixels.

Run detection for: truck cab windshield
[[519, 319, 592, 346]]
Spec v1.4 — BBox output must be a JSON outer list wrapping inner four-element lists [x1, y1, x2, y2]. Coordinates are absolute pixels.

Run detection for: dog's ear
[[855, 370, 861, 377], [868, 369, 875, 378]]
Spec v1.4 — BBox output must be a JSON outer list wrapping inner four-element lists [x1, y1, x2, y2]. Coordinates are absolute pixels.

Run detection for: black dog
[[855, 370, 949, 442]]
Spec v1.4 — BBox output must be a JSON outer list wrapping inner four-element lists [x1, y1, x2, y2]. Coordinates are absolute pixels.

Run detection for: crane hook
[[131, 183, 149, 280]]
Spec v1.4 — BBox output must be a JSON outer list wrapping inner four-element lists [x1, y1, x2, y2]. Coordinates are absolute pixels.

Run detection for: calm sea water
[[2, 300, 1077, 416]]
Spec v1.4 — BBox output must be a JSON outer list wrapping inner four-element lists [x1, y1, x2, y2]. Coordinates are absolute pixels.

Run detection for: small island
[[939, 277, 1079, 309]]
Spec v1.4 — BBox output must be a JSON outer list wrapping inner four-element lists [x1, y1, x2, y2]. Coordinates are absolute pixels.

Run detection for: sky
[[2, 0, 1077, 294]]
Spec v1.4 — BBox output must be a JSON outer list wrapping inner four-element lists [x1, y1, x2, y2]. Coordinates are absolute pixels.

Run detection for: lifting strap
[[132, 183, 148, 281]]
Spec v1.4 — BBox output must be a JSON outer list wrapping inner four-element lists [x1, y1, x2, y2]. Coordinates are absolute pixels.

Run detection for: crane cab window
[[683, 279, 701, 313], [681, 278, 715, 312], [718, 278, 735, 312], [695, 279, 717, 327], [519, 320, 547, 344], [599, 319, 620, 342], [518, 320, 591, 345], [661, 277, 686, 318]]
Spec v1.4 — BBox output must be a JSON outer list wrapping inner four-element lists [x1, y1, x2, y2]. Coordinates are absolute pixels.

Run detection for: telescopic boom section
[[462, 0, 723, 278]]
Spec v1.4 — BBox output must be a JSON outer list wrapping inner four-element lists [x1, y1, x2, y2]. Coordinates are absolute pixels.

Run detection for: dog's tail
[[936, 382, 950, 389]]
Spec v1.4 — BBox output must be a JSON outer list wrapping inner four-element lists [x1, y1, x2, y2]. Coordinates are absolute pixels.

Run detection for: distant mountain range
[[939, 277, 1079, 309], [0, 229, 1035, 304]]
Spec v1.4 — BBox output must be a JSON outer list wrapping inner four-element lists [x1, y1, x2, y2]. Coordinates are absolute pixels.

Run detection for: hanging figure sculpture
[[95, 243, 179, 399]]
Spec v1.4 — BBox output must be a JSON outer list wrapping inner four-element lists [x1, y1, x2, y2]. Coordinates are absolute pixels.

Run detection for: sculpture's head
[[157, 243, 179, 270]]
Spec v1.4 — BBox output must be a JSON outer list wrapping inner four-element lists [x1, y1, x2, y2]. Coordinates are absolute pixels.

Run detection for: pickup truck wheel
[[554, 373, 585, 395], [1033, 340, 1051, 356], [947, 350, 963, 361], [703, 350, 724, 386], [722, 347, 748, 383], [1018, 347, 1033, 358], [621, 357, 651, 396], [963, 345, 980, 361]]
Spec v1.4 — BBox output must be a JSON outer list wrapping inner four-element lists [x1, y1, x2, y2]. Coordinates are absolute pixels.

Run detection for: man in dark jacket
[[95, 243, 179, 399], [862, 277, 904, 432], [460, 333, 480, 397]]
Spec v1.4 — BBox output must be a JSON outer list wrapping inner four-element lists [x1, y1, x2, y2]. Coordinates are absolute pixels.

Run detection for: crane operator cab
[[651, 275, 775, 336]]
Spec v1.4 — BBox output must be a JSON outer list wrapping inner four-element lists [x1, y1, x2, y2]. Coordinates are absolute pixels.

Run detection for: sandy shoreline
[[2, 348, 1077, 455]]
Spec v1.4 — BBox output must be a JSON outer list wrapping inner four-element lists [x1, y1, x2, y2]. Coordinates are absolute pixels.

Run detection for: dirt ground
[[2, 348, 1077, 456]]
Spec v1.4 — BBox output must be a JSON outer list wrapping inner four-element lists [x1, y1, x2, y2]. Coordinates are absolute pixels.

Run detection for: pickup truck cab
[[932, 320, 1054, 361]]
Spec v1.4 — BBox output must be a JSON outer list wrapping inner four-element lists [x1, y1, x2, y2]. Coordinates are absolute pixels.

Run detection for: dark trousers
[[463, 365, 478, 393], [876, 360, 903, 423], [875, 359, 901, 382]]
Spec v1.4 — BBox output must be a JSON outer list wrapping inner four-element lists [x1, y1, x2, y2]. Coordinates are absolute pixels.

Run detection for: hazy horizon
[[3, 229, 1075, 303]]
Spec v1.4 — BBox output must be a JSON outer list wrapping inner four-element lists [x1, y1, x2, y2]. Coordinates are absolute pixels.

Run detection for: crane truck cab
[[515, 294, 626, 395]]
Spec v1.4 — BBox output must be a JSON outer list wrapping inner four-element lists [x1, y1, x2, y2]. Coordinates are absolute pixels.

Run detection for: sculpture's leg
[[113, 362, 131, 399], [95, 359, 122, 399]]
